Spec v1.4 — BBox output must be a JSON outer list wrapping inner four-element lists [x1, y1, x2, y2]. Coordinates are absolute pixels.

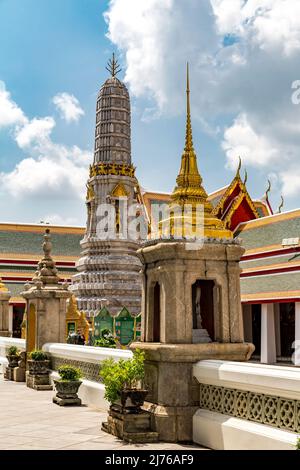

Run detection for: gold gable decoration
[[211, 157, 259, 224], [66, 295, 90, 341], [0, 277, 9, 292], [111, 183, 129, 198], [21, 308, 27, 340], [86, 183, 95, 202]]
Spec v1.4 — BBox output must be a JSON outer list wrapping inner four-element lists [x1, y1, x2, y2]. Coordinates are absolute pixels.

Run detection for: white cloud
[[211, 0, 300, 56], [0, 81, 27, 128], [222, 113, 280, 170], [52, 92, 85, 123], [280, 167, 300, 198], [1, 153, 89, 200], [15, 117, 55, 149], [104, 0, 300, 206], [0, 83, 92, 205]]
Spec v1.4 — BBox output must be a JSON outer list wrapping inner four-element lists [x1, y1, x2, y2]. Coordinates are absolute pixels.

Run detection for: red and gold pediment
[[211, 167, 259, 232]]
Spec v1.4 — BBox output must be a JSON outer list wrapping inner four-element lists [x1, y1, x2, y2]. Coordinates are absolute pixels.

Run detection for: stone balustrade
[[193, 359, 300, 450]]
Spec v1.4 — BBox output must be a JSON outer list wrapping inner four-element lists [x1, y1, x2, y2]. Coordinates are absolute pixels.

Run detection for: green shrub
[[29, 350, 48, 361], [94, 328, 117, 349], [100, 349, 145, 404], [58, 365, 82, 381], [7, 346, 20, 356], [296, 437, 300, 450]]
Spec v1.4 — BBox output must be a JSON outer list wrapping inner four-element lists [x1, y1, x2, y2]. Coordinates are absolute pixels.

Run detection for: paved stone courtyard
[[0, 378, 205, 450]]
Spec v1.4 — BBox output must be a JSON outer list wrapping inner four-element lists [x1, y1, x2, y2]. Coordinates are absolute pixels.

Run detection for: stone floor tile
[[0, 377, 205, 451]]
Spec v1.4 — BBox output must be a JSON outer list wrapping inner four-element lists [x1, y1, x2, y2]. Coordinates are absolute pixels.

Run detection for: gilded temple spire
[[185, 62, 194, 153], [173, 63, 205, 202], [169, 63, 233, 239]]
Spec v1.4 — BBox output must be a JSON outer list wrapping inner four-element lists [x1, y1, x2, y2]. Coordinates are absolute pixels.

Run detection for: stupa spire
[[185, 62, 194, 152], [106, 53, 122, 78], [169, 63, 233, 239], [172, 63, 207, 204]]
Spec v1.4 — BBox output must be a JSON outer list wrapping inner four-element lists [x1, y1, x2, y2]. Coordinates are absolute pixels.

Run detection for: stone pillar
[[0, 278, 12, 337], [261, 303, 276, 364], [8, 305, 13, 335], [133, 240, 254, 442], [21, 229, 71, 352], [294, 302, 300, 366], [274, 303, 281, 357], [242, 304, 253, 344]]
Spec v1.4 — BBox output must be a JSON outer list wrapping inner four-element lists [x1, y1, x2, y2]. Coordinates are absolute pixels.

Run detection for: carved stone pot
[[27, 360, 50, 376], [53, 380, 82, 406], [6, 354, 20, 368], [120, 389, 148, 414]]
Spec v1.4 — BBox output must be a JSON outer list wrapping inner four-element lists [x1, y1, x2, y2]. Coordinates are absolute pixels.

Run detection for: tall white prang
[[71, 55, 142, 317]]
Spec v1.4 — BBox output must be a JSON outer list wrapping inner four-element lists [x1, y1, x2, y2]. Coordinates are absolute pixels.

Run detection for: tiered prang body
[[71, 58, 142, 317]]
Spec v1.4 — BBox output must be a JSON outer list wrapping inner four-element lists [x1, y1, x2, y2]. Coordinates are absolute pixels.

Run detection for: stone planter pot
[[27, 359, 50, 376], [120, 389, 148, 413], [6, 354, 20, 368], [53, 380, 82, 406]]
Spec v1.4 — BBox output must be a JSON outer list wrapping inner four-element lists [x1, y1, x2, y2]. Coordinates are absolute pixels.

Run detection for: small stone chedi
[[0, 277, 11, 337], [131, 64, 254, 443], [21, 229, 70, 390], [71, 54, 142, 317]]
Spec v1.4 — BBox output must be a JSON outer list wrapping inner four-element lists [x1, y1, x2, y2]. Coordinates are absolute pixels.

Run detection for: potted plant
[[100, 349, 147, 413], [6, 346, 20, 368], [94, 328, 117, 349], [27, 350, 50, 375], [53, 365, 83, 406]]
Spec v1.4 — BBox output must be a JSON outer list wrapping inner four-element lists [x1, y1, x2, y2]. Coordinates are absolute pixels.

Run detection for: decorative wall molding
[[199, 383, 300, 433]]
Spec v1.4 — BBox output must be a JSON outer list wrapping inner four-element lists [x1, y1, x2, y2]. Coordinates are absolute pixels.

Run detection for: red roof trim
[[241, 265, 300, 278], [242, 246, 300, 262], [0, 259, 76, 267]]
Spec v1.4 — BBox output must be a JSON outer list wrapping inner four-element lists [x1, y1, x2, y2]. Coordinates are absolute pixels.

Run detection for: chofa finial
[[106, 53, 122, 78], [265, 179, 272, 200], [236, 156, 242, 177], [278, 195, 284, 213], [243, 169, 248, 185]]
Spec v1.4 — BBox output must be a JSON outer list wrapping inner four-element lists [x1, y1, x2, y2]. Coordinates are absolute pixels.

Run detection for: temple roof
[[236, 209, 300, 302]]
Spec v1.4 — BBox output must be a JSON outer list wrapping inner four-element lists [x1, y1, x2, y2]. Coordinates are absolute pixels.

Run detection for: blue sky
[[0, 0, 299, 225]]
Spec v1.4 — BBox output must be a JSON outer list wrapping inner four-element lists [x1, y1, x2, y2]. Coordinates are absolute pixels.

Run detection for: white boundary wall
[[43, 343, 133, 410], [0, 338, 133, 410], [0, 337, 25, 373], [193, 360, 300, 450]]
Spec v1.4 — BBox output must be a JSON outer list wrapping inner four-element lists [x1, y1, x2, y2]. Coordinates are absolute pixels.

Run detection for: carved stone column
[[0, 278, 11, 337]]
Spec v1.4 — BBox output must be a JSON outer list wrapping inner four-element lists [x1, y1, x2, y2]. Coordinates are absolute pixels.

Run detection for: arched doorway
[[27, 304, 36, 353], [153, 283, 161, 342], [192, 280, 215, 340]]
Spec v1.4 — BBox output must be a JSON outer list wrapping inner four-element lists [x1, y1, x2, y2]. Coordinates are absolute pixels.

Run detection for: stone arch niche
[[192, 279, 215, 343], [27, 303, 37, 353], [153, 282, 161, 342]]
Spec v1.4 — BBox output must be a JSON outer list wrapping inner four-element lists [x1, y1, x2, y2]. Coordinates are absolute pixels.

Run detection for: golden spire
[[185, 62, 194, 153], [173, 62, 206, 203], [167, 63, 233, 239]]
